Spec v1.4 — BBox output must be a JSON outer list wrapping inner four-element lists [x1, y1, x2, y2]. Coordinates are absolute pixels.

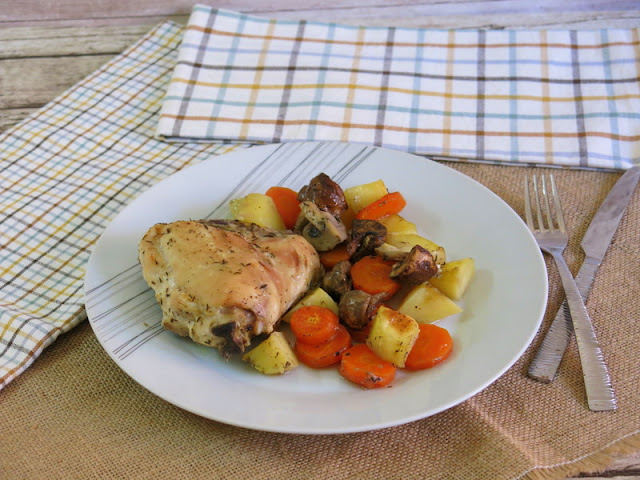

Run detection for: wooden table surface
[[2, 2, 639, 479]]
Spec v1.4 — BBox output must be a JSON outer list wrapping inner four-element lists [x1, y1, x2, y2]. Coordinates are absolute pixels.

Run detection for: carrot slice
[[339, 344, 396, 389], [354, 192, 407, 221], [294, 325, 352, 368], [290, 306, 339, 345], [350, 256, 400, 300], [319, 244, 350, 269], [404, 323, 453, 370], [265, 186, 301, 229]]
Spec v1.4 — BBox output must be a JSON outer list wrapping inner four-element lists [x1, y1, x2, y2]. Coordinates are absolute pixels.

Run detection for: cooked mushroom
[[374, 242, 410, 262], [376, 240, 446, 265], [297, 173, 348, 217], [322, 260, 352, 300], [347, 219, 387, 262], [339, 289, 386, 330], [389, 245, 439, 284], [295, 201, 348, 251]]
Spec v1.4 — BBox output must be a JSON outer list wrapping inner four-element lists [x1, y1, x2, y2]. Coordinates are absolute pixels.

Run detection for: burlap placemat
[[2, 163, 638, 480]]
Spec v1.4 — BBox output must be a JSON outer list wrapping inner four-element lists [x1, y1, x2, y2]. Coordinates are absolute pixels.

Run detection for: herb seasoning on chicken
[[138, 220, 323, 357]]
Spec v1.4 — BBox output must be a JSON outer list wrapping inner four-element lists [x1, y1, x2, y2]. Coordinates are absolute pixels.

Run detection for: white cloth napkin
[[157, 5, 640, 170]]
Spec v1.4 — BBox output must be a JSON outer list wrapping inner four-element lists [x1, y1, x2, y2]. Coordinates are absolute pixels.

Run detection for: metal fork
[[524, 174, 616, 412]]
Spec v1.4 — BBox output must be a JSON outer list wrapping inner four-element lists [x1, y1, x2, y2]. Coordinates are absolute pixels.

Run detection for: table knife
[[528, 165, 640, 383]]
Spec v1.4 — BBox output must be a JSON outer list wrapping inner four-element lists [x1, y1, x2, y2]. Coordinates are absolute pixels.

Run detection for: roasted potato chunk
[[429, 258, 476, 300], [242, 332, 299, 375], [283, 287, 339, 322], [343, 179, 388, 213], [366, 305, 420, 368], [230, 193, 285, 230], [377, 214, 418, 235], [398, 283, 462, 323]]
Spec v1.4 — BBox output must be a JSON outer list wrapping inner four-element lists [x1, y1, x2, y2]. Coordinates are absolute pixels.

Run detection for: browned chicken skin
[[139, 220, 323, 356]]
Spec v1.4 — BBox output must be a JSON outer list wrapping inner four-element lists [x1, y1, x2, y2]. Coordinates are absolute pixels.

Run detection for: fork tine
[[532, 175, 546, 230], [540, 175, 555, 230], [549, 174, 566, 233], [524, 175, 535, 229]]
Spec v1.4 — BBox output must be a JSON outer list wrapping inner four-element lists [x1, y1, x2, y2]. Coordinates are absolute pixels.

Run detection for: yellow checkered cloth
[[158, 5, 640, 170], [0, 22, 250, 389]]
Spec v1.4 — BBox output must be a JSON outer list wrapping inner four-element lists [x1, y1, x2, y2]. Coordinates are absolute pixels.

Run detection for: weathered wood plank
[[1, 0, 639, 28], [265, 10, 640, 29], [1, 12, 639, 30], [0, 108, 39, 133], [0, 55, 113, 110], [0, 14, 189, 29], [571, 448, 640, 478], [608, 450, 640, 472], [0, 25, 155, 59], [1, 0, 638, 23]]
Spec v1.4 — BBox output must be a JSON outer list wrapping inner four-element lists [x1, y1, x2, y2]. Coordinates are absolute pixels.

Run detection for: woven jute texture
[[1, 163, 638, 480]]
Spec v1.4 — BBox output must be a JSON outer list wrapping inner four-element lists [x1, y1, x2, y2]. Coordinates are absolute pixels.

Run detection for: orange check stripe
[[164, 78, 640, 103], [157, 114, 640, 141]]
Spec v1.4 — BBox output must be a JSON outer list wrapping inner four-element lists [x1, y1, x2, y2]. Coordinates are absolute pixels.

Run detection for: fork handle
[[550, 250, 617, 411]]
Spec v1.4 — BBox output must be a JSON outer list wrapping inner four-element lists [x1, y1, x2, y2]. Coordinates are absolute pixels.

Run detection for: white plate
[[84, 142, 547, 434]]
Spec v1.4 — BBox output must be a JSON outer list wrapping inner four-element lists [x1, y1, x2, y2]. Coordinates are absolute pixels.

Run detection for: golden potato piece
[[429, 258, 475, 300], [377, 214, 418, 235], [242, 332, 299, 375], [398, 283, 462, 323], [366, 305, 420, 368], [343, 179, 388, 213], [230, 193, 285, 230], [282, 287, 339, 323]]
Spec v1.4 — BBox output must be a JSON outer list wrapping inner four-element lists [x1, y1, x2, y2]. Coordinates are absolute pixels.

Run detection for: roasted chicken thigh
[[139, 220, 323, 356]]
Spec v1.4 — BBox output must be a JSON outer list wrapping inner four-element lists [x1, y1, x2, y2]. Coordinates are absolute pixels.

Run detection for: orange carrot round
[[265, 186, 301, 229], [404, 323, 453, 370], [290, 306, 339, 345], [319, 244, 350, 269], [339, 344, 396, 389], [294, 325, 352, 368], [354, 192, 406, 220], [350, 256, 400, 300]]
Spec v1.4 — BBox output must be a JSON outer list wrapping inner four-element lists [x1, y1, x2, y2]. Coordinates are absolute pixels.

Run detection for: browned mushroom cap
[[347, 219, 387, 262], [322, 260, 352, 301], [389, 245, 438, 284], [339, 289, 386, 330], [297, 173, 348, 217]]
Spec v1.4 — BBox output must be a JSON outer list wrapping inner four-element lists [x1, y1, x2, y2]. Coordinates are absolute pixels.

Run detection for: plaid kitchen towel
[[0, 22, 251, 389], [157, 5, 640, 170]]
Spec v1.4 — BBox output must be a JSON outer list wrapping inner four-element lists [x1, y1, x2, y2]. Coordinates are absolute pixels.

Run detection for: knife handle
[[528, 260, 599, 383]]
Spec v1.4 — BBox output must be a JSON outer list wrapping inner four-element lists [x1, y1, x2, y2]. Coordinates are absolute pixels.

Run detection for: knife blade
[[528, 165, 640, 383]]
